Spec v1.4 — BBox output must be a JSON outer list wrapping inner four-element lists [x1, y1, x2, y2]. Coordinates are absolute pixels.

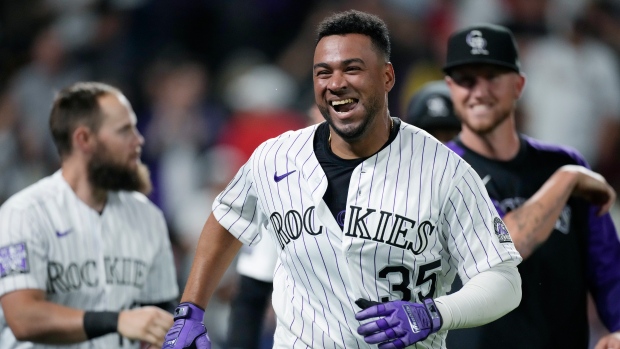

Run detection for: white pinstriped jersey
[[0, 171, 179, 349], [212, 121, 521, 349]]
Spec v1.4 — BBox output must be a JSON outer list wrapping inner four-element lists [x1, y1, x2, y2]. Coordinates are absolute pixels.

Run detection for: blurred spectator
[[579, 0, 620, 192], [0, 87, 35, 204], [582, 0, 620, 58], [8, 22, 90, 175], [140, 55, 227, 217], [80, 3, 135, 94], [520, 14, 620, 173], [395, 0, 457, 117], [218, 63, 307, 162]]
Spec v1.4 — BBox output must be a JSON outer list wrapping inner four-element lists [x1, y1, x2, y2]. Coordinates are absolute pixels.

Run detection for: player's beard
[[318, 95, 382, 142], [87, 143, 153, 195]]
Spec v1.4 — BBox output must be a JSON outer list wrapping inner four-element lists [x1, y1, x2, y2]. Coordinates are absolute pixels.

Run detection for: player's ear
[[72, 125, 96, 154], [384, 62, 395, 92], [514, 73, 526, 99]]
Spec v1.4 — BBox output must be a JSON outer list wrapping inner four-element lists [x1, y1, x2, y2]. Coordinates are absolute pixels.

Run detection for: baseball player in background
[[404, 80, 461, 144], [442, 24, 620, 348], [0, 82, 179, 348], [163, 10, 523, 349]]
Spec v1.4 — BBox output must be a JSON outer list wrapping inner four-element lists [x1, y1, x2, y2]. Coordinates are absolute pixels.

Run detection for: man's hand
[[162, 303, 211, 349], [594, 331, 620, 349], [562, 165, 616, 216], [355, 298, 442, 349], [118, 306, 174, 348]]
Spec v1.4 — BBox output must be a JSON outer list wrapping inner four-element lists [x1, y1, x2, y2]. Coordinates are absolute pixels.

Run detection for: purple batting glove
[[163, 302, 211, 349], [355, 298, 442, 349]]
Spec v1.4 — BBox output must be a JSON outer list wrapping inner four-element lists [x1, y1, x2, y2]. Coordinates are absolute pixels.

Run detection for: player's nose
[[133, 128, 145, 146], [470, 76, 492, 97], [327, 71, 348, 93]]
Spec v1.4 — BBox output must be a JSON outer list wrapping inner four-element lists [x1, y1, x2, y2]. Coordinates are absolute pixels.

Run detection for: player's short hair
[[316, 10, 391, 62], [49, 81, 121, 158]]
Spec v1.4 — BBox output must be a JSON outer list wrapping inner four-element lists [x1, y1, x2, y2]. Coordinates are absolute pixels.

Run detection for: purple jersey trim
[[524, 136, 589, 168], [587, 207, 620, 332], [446, 140, 465, 158]]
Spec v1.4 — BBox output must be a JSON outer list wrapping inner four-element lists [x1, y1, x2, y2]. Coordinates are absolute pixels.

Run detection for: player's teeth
[[332, 98, 354, 106]]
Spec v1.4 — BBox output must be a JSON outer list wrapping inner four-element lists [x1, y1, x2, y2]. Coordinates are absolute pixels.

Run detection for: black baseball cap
[[405, 81, 460, 131], [443, 23, 520, 74]]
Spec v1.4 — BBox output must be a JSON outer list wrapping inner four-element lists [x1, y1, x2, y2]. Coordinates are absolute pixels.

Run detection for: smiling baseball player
[[163, 10, 522, 349]]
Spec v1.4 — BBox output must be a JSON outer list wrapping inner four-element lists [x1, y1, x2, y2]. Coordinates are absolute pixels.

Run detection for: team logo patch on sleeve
[[493, 217, 512, 243], [0, 242, 29, 278]]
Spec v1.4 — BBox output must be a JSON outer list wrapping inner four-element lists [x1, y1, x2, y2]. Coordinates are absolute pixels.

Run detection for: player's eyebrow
[[313, 58, 365, 71]]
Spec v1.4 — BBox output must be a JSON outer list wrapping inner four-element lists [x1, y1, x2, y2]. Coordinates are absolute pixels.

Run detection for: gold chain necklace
[[328, 117, 393, 147]]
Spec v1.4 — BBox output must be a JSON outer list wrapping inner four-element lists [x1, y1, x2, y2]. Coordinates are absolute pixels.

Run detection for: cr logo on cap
[[466, 30, 489, 55], [426, 97, 449, 117]]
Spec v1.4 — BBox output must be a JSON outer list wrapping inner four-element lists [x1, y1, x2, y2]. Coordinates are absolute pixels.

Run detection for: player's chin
[[462, 119, 497, 134]]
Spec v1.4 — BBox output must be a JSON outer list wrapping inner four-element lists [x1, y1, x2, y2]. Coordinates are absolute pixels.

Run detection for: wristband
[[423, 298, 442, 331], [173, 302, 205, 321], [83, 311, 119, 339]]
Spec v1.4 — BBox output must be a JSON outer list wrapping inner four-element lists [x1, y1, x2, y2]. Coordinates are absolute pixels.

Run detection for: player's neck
[[460, 119, 520, 161], [61, 160, 108, 213], [329, 116, 393, 159]]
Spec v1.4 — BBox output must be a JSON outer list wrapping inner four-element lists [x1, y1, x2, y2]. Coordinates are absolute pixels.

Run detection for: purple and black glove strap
[[355, 298, 442, 349], [163, 302, 211, 349]]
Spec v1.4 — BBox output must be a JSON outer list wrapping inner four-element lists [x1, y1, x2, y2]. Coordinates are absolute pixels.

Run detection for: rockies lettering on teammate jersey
[[269, 205, 435, 253], [46, 257, 149, 293]]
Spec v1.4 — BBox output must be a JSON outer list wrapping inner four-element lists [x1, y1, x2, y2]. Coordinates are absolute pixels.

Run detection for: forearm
[[1, 291, 87, 343], [434, 260, 521, 330], [504, 167, 578, 258], [180, 213, 243, 309]]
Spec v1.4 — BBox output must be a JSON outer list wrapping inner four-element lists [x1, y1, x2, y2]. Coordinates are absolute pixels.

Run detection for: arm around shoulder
[[504, 165, 615, 259]]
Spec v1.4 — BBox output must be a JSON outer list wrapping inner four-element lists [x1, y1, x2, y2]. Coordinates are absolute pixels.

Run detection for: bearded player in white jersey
[[0, 82, 179, 348], [163, 10, 522, 349]]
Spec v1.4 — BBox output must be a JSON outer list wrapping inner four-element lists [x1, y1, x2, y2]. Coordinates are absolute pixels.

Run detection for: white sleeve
[[0, 204, 47, 296], [212, 146, 264, 246], [138, 209, 179, 302], [434, 258, 522, 330]]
